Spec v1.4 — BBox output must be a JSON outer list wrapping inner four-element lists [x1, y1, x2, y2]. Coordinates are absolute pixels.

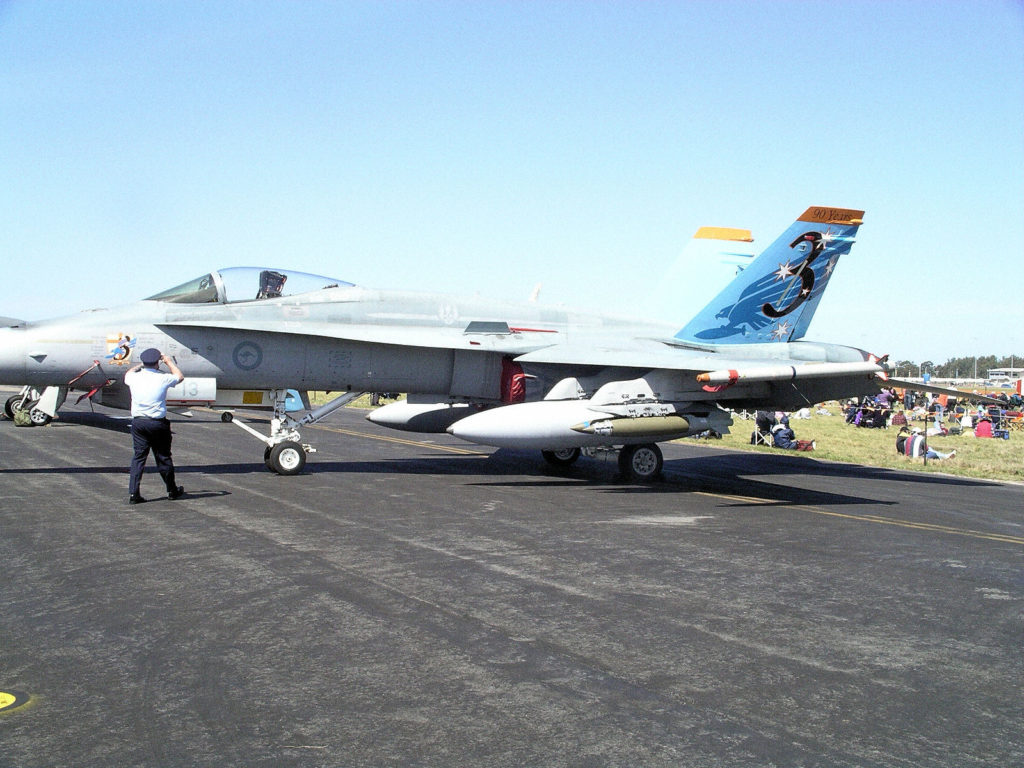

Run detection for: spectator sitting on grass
[[772, 417, 797, 449], [895, 427, 956, 460], [771, 417, 816, 451]]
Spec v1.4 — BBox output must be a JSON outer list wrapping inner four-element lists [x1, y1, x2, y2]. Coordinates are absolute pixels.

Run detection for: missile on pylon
[[696, 360, 882, 387], [448, 400, 711, 449]]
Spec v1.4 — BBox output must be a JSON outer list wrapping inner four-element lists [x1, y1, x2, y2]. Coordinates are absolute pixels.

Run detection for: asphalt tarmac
[[1, 398, 1022, 767]]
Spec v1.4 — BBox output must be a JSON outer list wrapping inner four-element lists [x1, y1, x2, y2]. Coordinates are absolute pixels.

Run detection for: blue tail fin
[[674, 206, 864, 344]]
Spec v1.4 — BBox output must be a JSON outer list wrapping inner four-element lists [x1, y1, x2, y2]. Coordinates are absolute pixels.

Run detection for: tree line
[[889, 355, 1023, 380]]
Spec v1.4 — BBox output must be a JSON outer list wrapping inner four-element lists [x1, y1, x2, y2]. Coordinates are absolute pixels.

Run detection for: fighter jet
[[0, 206, 895, 479]]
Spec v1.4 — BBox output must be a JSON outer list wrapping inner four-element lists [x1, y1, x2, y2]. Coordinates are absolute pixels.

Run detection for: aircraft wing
[[162, 317, 880, 382], [515, 342, 885, 383], [163, 312, 992, 406]]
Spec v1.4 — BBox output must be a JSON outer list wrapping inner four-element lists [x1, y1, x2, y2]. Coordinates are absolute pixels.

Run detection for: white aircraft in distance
[[0, 206, 976, 480]]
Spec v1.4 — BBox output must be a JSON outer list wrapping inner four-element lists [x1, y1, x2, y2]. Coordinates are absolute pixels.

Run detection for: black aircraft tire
[[269, 441, 306, 475], [3, 396, 18, 420], [541, 447, 582, 467], [264, 446, 274, 470], [618, 443, 663, 482]]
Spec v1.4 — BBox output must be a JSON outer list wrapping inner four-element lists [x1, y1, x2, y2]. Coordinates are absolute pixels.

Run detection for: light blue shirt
[[125, 368, 180, 419]]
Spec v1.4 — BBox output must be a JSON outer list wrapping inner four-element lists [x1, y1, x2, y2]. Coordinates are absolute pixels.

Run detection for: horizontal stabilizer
[[693, 226, 753, 242], [886, 378, 1003, 406]]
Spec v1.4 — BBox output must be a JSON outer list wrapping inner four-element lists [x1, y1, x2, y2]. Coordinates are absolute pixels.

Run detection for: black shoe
[[168, 486, 185, 500], [128, 494, 146, 505]]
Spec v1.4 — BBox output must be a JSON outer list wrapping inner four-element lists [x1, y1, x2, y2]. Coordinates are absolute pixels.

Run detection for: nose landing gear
[[4, 387, 54, 426], [221, 390, 364, 475]]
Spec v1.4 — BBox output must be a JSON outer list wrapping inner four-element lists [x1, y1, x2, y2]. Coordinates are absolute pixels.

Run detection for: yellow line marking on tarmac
[[693, 491, 1024, 545], [792, 507, 1024, 545], [0, 690, 30, 713], [694, 491, 770, 505]]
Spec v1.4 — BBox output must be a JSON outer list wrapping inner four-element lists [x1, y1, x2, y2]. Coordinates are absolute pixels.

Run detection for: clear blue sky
[[3, 0, 1022, 363]]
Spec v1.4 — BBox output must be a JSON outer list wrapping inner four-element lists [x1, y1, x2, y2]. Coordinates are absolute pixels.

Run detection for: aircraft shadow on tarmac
[[5, 411, 1001, 510], [41, 410, 219, 433], [666, 447, 998, 487], [285, 448, 996, 509], [453, 453, 882, 507], [458, 448, 1001, 508]]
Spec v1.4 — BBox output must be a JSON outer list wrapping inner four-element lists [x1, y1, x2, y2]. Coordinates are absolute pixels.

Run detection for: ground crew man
[[124, 347, 185, 504]]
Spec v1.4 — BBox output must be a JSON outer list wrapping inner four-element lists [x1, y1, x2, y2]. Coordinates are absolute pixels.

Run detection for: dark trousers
[[129, 417, 177, 497]]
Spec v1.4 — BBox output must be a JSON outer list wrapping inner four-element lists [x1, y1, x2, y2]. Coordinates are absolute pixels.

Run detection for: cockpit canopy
[[146, 268, 353, 304]]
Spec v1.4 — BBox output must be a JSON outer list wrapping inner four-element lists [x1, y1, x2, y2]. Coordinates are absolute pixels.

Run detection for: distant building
[[987, 368, 1023, 382]]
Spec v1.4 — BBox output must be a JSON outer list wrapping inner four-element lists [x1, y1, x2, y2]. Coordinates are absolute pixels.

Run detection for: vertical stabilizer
[[674, 206, 864, 344]]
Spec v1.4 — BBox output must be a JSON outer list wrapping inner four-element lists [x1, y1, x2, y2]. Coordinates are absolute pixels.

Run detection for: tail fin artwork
[[674, 206, 864, 344]]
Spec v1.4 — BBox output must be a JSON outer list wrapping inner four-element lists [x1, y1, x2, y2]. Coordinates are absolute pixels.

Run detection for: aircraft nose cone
[[0, 327, 27, 384]]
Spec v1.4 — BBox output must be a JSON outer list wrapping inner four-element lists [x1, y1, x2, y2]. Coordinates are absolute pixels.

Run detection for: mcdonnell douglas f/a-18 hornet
[[0, 206, 949, 480]]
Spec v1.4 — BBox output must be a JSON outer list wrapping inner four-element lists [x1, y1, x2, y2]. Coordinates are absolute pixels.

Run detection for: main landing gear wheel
[[618, 443, 663, 482], [541, 447, 582, 467], [268, 441, 306, 475], [4, 396, 19, 420]]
